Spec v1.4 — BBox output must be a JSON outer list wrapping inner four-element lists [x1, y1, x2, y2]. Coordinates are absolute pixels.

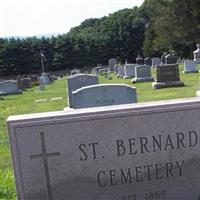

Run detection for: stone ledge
[[152, 81, 184, 89], [183, 70, 198, 73]]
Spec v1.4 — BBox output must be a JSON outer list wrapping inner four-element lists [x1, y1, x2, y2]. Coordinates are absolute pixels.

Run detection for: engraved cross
[[30, 132, 60, 200]]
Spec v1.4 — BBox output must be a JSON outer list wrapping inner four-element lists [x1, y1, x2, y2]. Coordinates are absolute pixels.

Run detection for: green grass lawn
[[0, 64, 200, 199]]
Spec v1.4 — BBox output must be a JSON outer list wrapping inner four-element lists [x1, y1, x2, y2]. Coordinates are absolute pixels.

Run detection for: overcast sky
[[0, 0, 144, 37]]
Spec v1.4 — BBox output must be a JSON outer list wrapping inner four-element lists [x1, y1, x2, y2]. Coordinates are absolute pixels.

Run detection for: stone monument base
[[132, 77, 154, 83], [123, 75, 133, 79], [0, 90, 22, 96], [183, 70, 198, 73], [152, 81, 184, 89]]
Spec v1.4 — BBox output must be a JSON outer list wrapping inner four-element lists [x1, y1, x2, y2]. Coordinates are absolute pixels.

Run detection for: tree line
[[0, 0, 200, 76]]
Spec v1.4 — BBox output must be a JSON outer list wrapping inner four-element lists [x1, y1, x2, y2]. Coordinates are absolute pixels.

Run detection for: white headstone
[[0, 80, 21, 95], [117, 66, 125, 77], [193, 43, 200, 63], [183, 60, 198, 73], [123, 64, 138, 79], [67, 74, 98, 108], [132, 65, 154, 83], [108, 58, 117, 72], [39, 73, 50, 85], [152, 57, 161, 68], [72, 84, 137, 109]]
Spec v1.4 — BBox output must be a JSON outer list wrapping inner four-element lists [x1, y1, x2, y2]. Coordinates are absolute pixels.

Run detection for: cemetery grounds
[[0, 64, 200, 200]]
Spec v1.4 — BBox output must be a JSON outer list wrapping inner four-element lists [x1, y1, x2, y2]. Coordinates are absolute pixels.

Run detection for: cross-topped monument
[[30, 132, 60, 200]]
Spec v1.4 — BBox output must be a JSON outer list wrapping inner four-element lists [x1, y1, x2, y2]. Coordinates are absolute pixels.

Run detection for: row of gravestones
[[109, 55, 200, 89], [0, 73, 56, 96]]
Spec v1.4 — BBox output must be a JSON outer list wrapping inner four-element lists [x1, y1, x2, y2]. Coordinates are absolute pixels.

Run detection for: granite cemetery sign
[[7, 98, 200, 200], [72, 84, 137, 109], [67, 74, 98, 108], [152, 64, 184, 89]]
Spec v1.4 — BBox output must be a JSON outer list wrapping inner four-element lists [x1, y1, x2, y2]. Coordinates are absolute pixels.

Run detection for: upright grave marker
[[183, 60, 198, 73], [67, 74, 98, 108], [193, 43, 200, 63], [132, 65, 154, 83], [152, 57, 161, 68], [7, 98, 200, 200], [123, 64, 138, 79], [152, 64, 184, 89], [0, 80, 22, 95], [117, 66, 125, 77], [72, 84, 137, 108], [108, 58, 117, 72]]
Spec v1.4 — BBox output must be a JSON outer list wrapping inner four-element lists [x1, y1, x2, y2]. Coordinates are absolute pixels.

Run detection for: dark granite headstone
[[165, 54, 177, 64], [144, 57, 152, 66], [136, 55, 144, 65], [152, 64, 184, 89]]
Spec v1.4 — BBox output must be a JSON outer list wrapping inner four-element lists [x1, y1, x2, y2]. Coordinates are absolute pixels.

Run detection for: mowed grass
[[0, 64, 200, 199]]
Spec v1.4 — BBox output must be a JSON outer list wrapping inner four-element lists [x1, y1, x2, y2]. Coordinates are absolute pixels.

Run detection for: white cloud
[[0, 0, 144, 37]]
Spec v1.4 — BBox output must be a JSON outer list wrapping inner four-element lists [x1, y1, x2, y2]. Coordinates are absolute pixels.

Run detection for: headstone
[[152, 64, 184, 89], [72, 84, 137, 109], [183, 60, 198, 73], [123, 64, 138, 79], [144, 57, 152, 66], [152, 57, 161, 68], [22, 78, 32, 89], [117, 66, 125, 77], [95, 66, 103, 75], [132, 65, 154, 83], [193, 43, 200, 63], [7, 97, 200, 200], [30, 75, 39, 86], [114, 64, 119, 74], [67, 74, 98, 108], [0, 80, 22, 95], [108, 58, 117, 72], [70, 69, 81, 75], [16, 75, 25, 91], [136, 55, 144, 65], [165, 54, 177, 64], [161, 54, 166, 65], [99, 68, 108, 76], [39, 73, 50, 85], [48, 74, 55, 83]]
